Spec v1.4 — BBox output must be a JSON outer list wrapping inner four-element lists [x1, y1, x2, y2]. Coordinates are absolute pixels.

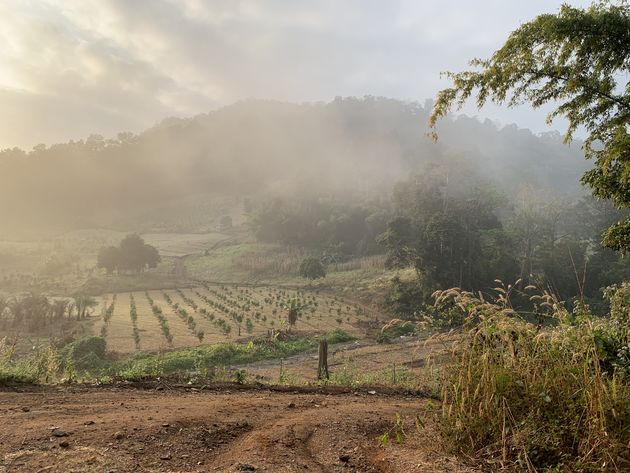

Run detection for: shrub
[[299, 257, 326, 280], [60, 336, 108, 372], [437, 285, 630, 471]]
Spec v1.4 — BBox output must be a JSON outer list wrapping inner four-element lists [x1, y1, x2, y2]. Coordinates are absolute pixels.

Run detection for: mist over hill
[[0, 97, 588, 237]]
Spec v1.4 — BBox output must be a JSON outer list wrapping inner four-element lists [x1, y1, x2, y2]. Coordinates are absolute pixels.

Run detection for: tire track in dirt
[[0, 386, 477, 472]]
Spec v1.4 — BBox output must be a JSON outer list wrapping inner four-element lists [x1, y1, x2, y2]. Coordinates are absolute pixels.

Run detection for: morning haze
[[0, 2, 628, 472]]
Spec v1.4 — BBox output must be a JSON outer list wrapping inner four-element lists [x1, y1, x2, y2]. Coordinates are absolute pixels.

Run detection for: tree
[[283, 298, 304, 331], [299, 257, 326, 280], [72, 295, 97, 319], [97, 246, 120, 274], [142, 244, 161, 269], [118, 234, 149, 272], [97, 234, 161, 273], [429, 1, 630, 251]]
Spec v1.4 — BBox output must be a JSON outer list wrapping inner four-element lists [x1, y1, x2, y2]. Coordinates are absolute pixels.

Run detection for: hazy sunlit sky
[[0, 0, 591, 150]]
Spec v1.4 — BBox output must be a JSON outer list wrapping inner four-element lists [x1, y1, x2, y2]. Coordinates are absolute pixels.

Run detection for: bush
[[382, 276, 429, 320], [299, 257, 326, 280], [436, 286, 630, 471], [60, 336, 108, 373]]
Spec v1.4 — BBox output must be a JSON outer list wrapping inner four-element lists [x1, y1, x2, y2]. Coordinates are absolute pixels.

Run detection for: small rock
[[52, 429, 69, 437], [367, 390, 376, 395], [84, 420, 95, 425], [339, 454, 351, 463], [236, 464, 257, 471], [21, 406, 30, 412], [113, 431, 124, 440], [162, 423, 170, 427], [160, 453, 172, 460], [287, 402, 296, 409], [59, 440, 70, 448]]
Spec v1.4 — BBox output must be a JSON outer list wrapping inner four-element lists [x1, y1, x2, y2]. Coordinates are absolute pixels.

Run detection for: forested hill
[[0, 97, 588, 236]]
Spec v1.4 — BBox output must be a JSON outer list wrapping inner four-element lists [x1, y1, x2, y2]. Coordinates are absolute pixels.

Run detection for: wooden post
[[318, 340, 329, 380]]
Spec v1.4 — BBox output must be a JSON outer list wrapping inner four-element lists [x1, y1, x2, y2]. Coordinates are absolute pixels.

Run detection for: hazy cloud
[[0, 0, 591, 149]]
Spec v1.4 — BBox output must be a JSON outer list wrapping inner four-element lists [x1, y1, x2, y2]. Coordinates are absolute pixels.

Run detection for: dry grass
[[434, 285, 630, 472]]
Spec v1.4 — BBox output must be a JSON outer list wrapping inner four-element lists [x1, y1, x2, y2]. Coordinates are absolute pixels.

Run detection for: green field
[[95, 285, 380, 353]]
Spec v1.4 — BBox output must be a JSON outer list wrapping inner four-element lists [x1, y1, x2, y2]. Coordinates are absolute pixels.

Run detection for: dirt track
[[0, 385, 476, 472]]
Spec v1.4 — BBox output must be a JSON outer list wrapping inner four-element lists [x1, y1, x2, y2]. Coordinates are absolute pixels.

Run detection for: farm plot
[[95, 285, 381, 353], [141, 232, 230, 257]]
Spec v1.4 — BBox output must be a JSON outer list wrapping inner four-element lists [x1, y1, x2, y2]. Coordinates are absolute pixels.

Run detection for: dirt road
[[0, 385, 475, 472]]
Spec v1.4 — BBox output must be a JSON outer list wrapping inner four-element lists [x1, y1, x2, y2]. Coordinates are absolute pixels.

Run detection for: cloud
[[0, 0, 592, 149]]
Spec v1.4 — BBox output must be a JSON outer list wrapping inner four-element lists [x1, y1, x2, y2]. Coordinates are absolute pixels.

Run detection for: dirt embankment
[[0, 385, 476, 473]]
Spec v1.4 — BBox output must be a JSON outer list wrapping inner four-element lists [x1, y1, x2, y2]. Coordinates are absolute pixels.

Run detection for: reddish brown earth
[[0, 385, 477, 473]]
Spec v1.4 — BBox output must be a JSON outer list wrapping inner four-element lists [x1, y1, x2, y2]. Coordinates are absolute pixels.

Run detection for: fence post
[[318, 340, 329, 380]]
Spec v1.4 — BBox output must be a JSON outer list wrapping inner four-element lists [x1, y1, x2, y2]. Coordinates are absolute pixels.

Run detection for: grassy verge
[[113, 329, 353, 381], [0, 330, 354, 385]]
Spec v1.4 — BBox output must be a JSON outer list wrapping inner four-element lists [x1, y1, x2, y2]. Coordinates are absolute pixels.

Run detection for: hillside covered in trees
[[0, 97, 588, 237]]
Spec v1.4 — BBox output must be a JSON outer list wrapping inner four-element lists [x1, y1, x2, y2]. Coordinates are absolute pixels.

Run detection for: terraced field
[[94, 285, 380, 353]]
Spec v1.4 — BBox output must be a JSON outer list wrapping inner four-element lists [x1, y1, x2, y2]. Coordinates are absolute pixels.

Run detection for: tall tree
[[430, 1, 630, 251], [97, 246, 120, 274], [98, 234, 161, 273]]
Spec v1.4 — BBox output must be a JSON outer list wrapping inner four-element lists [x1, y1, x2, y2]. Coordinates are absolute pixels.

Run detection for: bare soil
[[0, 384, 476, 473]]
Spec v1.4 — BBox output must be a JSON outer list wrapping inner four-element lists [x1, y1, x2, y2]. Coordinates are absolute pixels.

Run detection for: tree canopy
[[429, 1, 630, 251], [97, 234, 161, 274]]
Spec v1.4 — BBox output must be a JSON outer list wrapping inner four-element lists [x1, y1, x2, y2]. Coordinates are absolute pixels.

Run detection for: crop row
[[99, 295, 116, 338], [163, 292, 205, 343], [129, 293, 141, 350], [145, 291, 174, 346]]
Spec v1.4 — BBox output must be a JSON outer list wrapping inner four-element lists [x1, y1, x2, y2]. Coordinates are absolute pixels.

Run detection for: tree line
[[0, 293, 97, 332], [249, 156, 629, 313]]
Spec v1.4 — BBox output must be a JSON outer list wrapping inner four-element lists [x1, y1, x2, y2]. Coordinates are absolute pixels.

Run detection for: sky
[[0, 0, 592, 150]]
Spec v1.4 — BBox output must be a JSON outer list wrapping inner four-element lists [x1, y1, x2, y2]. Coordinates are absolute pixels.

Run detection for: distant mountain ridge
[[0, 97, 588, 237]]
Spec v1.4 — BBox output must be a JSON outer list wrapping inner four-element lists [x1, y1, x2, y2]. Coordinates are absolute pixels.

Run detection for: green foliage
[[323, 328, 354, 344], [380, 166, 630, 307], [0, 339, 58, 385], [299, 257, 326, 280], [114, 330, 353, 381], [437, 286, 630, 471], [233, 369, 247, 384], [378, 168, 518, 293], [382, 276, 429, 320], [378, 413, 406, 447], [248, 197, 388, 257], [430, 1, 630, 251], [60, 336, 108, 372], [282, 297, 306, 329], [97, 234, 161, 274]]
